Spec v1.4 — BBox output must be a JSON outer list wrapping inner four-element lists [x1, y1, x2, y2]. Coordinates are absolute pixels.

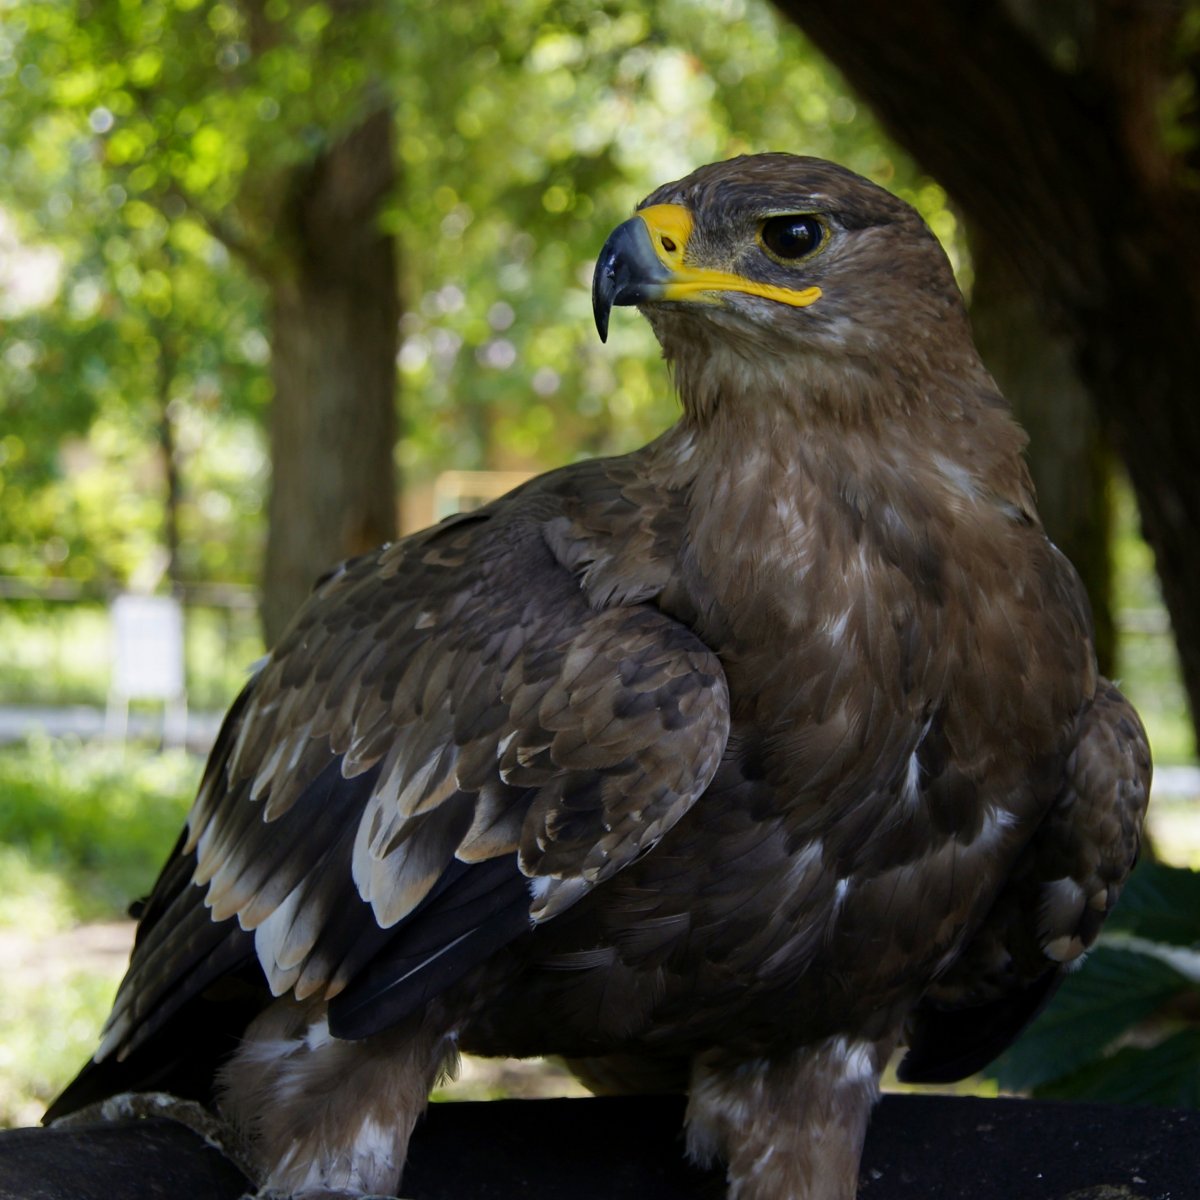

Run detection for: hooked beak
[[591, 214, 672, 343], [592, 203, 823, 342]]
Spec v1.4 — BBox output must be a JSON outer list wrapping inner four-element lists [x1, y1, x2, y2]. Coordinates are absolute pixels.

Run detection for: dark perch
[[0, 1094, 1194, 1200]]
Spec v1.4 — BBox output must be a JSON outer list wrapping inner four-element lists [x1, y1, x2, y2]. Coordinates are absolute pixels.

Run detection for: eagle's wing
[[898, 680, 1151, 1083], [94, 495, 729, 1062]]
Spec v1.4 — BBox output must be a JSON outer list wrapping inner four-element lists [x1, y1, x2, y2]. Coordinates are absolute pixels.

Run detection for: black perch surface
[[0, 1094, 1196, 1200]]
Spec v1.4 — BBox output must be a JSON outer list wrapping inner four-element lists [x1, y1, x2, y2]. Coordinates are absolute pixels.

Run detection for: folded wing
[[899, 680, 1151, 1082], [57, 498, 729, 1108]]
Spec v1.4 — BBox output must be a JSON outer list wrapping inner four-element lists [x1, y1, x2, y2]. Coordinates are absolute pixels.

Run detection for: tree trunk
[[773, 0, 1200, 747], [968, 230, 1114, 675], [261, 106, 400, 646], [155, 329, 183, 592]]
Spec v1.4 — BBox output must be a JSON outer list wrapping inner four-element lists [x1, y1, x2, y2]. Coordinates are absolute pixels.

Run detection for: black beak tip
[[594, 306, 610, 343], [592, 254, 616, 344], [591, 216, 666, 346]]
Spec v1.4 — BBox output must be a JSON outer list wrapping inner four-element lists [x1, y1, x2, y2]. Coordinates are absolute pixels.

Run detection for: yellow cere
[[637, 203, 822, 310]]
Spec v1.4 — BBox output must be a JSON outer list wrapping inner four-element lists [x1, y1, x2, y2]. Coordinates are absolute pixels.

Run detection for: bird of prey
[[48, 154, 1150, 1200]]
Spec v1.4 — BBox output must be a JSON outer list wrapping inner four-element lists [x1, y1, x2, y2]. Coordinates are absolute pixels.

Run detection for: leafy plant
[[990, 862, 1200, 1108]]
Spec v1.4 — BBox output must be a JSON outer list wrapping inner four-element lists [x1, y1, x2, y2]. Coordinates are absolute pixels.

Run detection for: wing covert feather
[[100, 492, 729, 1058], [899, 679, 1150, 1082]]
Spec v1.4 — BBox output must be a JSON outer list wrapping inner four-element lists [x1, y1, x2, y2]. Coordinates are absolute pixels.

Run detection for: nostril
[[661, 236, 677, 253]]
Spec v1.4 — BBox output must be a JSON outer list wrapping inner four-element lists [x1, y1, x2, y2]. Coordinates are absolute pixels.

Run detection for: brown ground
[[0, 922, 135, 988]]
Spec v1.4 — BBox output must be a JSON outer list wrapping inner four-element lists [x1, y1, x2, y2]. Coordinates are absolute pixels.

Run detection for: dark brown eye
[[760, 215, 823, 260]]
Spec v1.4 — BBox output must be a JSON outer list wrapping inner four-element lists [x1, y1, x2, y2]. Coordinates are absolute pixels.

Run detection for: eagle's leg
[[685, 1035, 894, 1200], [218, 999, 458, 1199]]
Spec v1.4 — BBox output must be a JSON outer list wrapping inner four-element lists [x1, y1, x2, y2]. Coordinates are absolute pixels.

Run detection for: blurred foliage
[[989, 863, 1200, 1108], [0, 734, 196, 923], [0, 0, 958, 594]]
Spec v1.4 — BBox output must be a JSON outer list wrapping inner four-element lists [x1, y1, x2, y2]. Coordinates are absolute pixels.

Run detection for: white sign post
[[107, 593, 188, 746]]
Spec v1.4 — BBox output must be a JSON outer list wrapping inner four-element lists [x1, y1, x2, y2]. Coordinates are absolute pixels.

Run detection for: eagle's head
[[592, 153, 982, 422]]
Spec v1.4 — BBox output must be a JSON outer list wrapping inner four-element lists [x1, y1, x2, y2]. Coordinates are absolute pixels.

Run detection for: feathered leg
[[686, 1035, 894, 1200], [219, 999, 457, 1199]]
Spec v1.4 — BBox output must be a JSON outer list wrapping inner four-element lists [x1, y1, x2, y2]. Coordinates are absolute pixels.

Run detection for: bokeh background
[[2, 0, 1198, 1127]]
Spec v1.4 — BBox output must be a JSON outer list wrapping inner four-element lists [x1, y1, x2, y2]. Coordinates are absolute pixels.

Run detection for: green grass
[[0, 735, 199, 1125], [0, 734, 197, 924]]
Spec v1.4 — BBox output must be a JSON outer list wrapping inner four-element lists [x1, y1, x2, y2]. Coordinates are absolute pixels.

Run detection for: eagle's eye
[[759, 215, 823, 262]]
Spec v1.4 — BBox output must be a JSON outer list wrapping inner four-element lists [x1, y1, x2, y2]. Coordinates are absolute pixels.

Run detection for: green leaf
[[992, 946, 1191, 1092], [1105, 862, 1200, 948], [1036, 1029, 1200, 1108]]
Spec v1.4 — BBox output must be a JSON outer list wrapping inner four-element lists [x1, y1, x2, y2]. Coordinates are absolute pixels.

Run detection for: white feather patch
[[829, 1036, 877, 1084]]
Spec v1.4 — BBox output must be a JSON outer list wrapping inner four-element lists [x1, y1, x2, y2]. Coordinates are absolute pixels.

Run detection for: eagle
[[47, 154, 1150, 1200]]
